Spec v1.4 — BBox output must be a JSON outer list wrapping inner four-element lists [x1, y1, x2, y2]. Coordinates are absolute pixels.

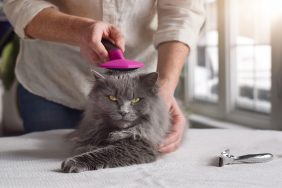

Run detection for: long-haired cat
[[61, 71, 171, 173]]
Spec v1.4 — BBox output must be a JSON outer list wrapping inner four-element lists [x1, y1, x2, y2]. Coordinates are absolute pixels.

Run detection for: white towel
[[0, 129, 282, 188]]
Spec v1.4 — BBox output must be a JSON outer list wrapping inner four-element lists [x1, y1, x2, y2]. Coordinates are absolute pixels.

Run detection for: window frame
[[185, 0, 281, 129], [270, 10, 282, 130]]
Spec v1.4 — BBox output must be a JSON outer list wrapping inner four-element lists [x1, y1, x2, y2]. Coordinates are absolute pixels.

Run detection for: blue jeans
[[17, 84, 83, 133]]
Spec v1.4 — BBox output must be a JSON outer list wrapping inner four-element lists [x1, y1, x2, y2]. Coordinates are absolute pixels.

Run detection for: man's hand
[[24, 8, 125, 65], [156, 41, 190, 153], [158, 86, 187, 153], [79, 21, 125, 64]]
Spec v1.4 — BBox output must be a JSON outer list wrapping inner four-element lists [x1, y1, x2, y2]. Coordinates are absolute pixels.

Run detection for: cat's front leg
[[61, 150, 105, 173], [73, 145, 99, 155]]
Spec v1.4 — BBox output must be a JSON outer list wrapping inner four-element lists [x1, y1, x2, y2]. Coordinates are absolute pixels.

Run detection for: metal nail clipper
[[218, 149, 274, 167]]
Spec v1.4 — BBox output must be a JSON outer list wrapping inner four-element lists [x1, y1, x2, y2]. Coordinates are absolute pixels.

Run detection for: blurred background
[[180, 0, 282, 130], [0, 0, 282, 135]]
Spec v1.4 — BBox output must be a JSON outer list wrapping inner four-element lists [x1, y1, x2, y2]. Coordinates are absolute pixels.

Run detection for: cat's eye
[[131, 97, 141, 104], [108, 95, 117, 101]]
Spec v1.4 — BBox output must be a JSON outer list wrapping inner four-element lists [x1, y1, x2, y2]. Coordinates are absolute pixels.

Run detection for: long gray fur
[[61, 71, 171, 173]]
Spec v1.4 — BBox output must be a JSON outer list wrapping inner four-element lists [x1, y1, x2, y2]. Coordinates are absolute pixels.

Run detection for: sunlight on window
[[230, 0, 272, 113], [269, 0, 282, 19]]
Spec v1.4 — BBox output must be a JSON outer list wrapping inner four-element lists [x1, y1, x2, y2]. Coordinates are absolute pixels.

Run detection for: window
[[186, 0, 282, 129]]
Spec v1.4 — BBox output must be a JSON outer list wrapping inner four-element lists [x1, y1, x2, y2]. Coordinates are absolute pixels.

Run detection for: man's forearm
[[25, 7, 94, 45], [157, 42, 190, 94]]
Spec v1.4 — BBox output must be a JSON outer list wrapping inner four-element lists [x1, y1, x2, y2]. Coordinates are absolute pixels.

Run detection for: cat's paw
[[61, 157, 88, 173]]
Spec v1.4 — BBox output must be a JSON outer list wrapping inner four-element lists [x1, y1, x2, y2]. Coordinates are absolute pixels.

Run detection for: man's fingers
[[80, 47, 102, 65], [169, 100, 186, 129], [79, 21, 126, 65], [109, 25, 125, 51], [158, 119, 185, 152], [159, 131, 179, 148], [89, 50, 103, 64], [91, 41, 108, 61], [170, 99, 183, 118], [158, 99, 187, 153], [170, 101, 186, 130], [159, 137, 181, 153], [90, 26, 109, 61], [116, 39, 125, 52], [80, 22, 125, 63]]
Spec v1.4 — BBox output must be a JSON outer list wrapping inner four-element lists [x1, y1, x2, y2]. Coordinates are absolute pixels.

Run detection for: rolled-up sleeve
[[3, 0, 57, 38], [154, 0, 205, 49]]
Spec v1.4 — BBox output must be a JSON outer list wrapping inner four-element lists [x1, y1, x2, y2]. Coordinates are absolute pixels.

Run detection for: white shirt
[[3, 0, 205, 110]]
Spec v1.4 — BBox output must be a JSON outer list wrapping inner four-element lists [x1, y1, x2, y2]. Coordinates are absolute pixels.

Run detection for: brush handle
[[101, 39, 125, 60], [234, 153, 273, 163], [101, 39, 119, 52]]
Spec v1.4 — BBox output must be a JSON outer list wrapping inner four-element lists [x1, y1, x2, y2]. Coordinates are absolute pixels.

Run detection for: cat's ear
[[91, 69, 106, 81], [140, 72, 159, 88]]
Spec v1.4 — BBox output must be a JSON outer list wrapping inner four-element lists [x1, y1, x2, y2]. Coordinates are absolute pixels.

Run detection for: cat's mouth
[[112, 115, 137, 122], [118, 117, 135, 123], [108, 114, 138, 126]]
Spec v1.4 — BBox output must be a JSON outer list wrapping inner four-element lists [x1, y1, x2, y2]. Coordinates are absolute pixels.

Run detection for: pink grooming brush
[[99, 39, 144, 71]]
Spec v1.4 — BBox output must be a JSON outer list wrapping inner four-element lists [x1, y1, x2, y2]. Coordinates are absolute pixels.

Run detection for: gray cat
[[61, 71, 171, 173]]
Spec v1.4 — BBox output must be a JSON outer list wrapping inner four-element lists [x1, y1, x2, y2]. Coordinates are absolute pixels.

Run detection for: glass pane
[[194, 0, 219, 102], [194, 46, 218, 101], [231, 0, 272, 114], [231, 0, 271, 45]]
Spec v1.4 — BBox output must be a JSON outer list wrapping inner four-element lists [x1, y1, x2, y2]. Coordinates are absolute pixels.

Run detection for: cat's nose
[[119, 111, 128, 116]]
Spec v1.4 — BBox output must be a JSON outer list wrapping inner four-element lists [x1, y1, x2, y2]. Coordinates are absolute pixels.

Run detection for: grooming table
[[0, 129, 281, 188]]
